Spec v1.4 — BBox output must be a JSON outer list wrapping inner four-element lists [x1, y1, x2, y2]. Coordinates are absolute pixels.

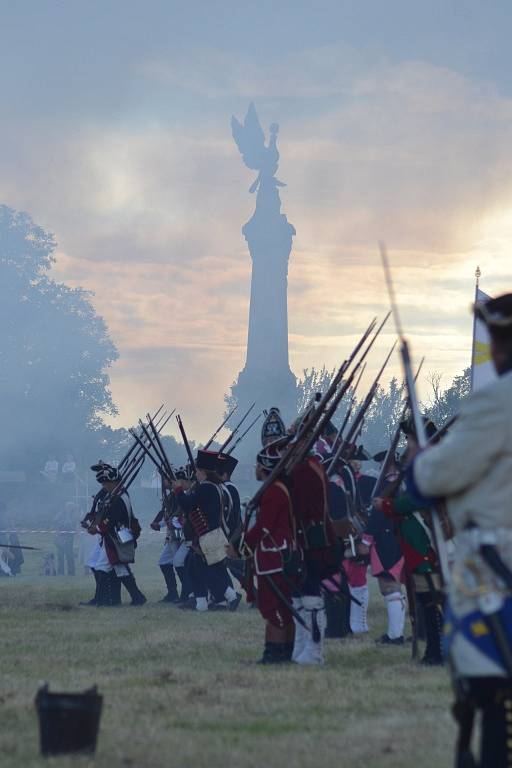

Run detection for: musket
[[380, 242, 450, 586], [176, 415, 197, 474], [129, 428, 171, 480], [294, 312, 391, 468], [110, 409, 174, 498], [0, 543, 39, 550], [126, 412, 174, 482], [219, 402, 256, 453], [145, 411, 176, 481], [204, 405, 238, 450], [226, 412, 263, 455], [118, 404, 165, 471], [239, 318, 379, 548], [371, 358, 424, 500], [331, 362, 367, 455], [327, 341, 397, 477]]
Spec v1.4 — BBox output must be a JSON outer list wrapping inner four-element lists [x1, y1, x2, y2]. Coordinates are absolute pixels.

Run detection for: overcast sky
[[1, 1, 511, 442]]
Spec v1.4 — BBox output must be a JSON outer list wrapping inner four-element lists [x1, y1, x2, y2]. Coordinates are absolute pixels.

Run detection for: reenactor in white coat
[[409, 293, 512, 768]]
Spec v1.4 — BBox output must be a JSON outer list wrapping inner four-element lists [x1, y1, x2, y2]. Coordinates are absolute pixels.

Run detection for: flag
[[471, 287, 497, 391]]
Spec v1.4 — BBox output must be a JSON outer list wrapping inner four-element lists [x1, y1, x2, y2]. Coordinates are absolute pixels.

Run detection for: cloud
[[1, 45, 512, 440]]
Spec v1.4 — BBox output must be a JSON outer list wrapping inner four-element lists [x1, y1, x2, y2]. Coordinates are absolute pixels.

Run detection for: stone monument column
[[231, 105, 298, 459]]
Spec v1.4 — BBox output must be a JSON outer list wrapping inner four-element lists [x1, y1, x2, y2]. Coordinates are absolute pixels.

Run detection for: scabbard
[[263, 574, 308, 630]]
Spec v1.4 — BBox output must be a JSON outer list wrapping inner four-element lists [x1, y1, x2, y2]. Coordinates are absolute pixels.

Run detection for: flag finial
[[475, 265, 481, 286]]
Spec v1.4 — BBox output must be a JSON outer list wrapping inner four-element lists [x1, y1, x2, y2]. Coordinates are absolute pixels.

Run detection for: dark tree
[[0, 205, 118, 470], [424, 367, 471, 427]]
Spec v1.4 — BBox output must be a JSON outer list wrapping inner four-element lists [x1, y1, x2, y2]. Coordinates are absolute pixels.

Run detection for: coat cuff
[[405, 456, 440, 508]]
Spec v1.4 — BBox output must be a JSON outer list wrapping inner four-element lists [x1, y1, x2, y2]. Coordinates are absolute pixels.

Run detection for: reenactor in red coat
[[290, 453, 337, 665], [241, 446, 297, 664]]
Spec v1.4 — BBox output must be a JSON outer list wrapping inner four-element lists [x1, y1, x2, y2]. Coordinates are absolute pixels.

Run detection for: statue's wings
[[231, 103, 266, 171]]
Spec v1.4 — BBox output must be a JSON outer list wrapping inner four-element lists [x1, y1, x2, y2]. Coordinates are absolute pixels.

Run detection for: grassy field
[[0, 536, 456, 768]]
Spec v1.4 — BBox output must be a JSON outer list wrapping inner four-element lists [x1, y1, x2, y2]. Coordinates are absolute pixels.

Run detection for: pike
[[219, 402, 257, 453], [380, 241, 450, 586], [204, 405, 238, 450], [176, 415, 197, 474], [327, 341, 397, 477], [226, 411, 263, 455]]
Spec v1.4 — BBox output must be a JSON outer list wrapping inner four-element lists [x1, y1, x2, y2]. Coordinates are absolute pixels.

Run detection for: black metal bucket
[[35, 684, 103, 756]]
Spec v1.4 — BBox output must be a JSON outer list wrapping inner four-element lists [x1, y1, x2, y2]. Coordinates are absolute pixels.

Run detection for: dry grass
[[0, 538, 456, 768]]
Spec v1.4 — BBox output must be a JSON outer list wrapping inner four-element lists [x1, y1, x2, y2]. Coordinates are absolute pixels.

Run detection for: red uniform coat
[[290, 457, 335, 550], [245, 480, 294, 576]]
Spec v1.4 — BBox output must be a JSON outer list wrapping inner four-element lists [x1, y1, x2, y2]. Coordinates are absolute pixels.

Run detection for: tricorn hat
[[217, 453, 238, 477], [352, 445, 371, 462], [90, 460, 108, 472], [261, 407, 286, 446], [196, 449, 219, 472], [93, 463, 119, 484], [400, 415, 437, 440]]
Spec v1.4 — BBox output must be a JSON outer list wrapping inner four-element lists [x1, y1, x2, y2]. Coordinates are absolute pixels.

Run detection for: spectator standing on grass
[[61, 453, 77, 482], [41, 454, 59, 483], [54, 501, 78, 575]]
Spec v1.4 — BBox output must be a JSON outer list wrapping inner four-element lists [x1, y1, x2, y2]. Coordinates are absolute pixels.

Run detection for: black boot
[[120, 574, 147, 606], [471, 678, 512, 768], [159, 565, 179, 603], [257, 642, 287, 665], [418, 592, 443, 666], [80, 569, 100, 605], [324, 591, 351, 638], [96, 570, 120, 607], [282, 642, 294, 662], [111, 573, 122, 606]]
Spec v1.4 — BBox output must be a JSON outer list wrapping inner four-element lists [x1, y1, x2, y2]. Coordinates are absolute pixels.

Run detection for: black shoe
[[159, 594, 181, 604], [177, 597, 197, 610], [208, 601, 228, 611], [228, 593, 242, 612], [375, 634, 405, 646], [120, 575, 146, 606], [132, 595, 147, 606], [421, 654, 444, 667]]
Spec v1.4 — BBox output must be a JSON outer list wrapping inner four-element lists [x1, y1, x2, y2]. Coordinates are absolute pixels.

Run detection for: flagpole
[[470, 265, 481, 391]]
